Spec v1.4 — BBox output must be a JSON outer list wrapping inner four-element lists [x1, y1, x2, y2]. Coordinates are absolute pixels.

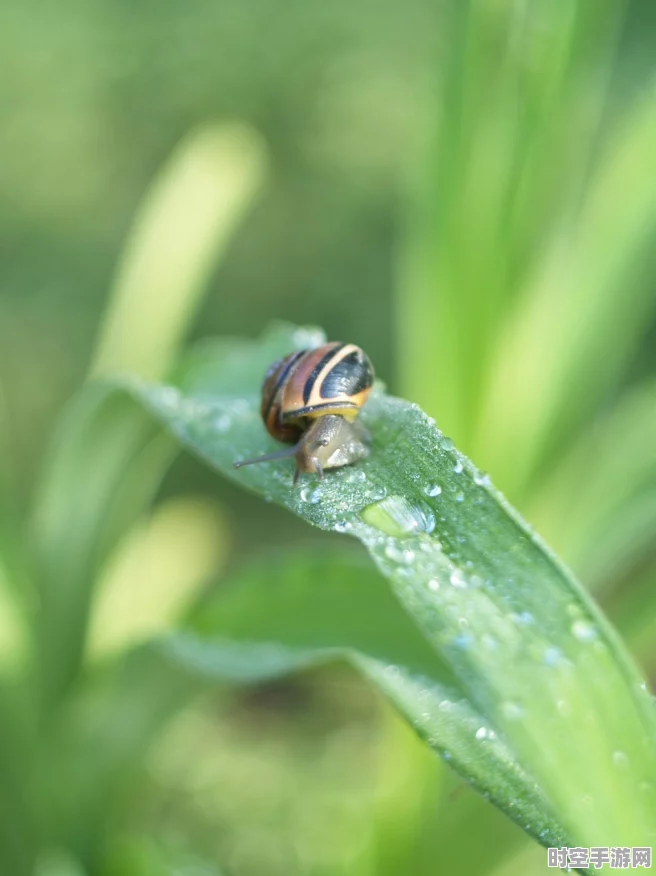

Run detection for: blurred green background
[[1, 0, 656, 874]]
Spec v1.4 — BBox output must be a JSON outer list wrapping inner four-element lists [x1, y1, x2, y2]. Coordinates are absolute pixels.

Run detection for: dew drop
[[475, 727, 488, 741], [230, 398, 250, 416], [474, 471, 491, 486], [511, 611, 534, 626], [300, 485, 322, 504], [334, 520, 352, 533], [213, 413, 232, 432], [612, 750, 629, 768], [361, 495, 435, 537], [543, 646, 562, 666], [384, 544, 415, 564], [293, 326, 325, 348], [155, 386, 181, 409], [449, 570, 466, 589], [427, 579, 440, 592], [419, 505, 436, 533], [571, 619, 598, 642], [453, 633, 473, 649], [453, 460, 464, 474], [501, 701, 524, 720], [424, 483, 442, 497], [454, 491, 464, 503]]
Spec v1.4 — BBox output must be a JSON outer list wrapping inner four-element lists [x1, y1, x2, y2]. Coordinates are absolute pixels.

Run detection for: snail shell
[[235, 342, 375, 484]]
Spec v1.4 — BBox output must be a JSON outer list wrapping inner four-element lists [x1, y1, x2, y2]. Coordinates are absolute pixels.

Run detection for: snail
[[234, 342, 374, 484]]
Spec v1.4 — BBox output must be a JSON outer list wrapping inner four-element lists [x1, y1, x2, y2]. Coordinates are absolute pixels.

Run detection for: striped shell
[[261, 342, 374, 442]]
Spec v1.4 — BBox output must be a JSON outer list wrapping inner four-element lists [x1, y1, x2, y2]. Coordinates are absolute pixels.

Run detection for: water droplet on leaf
[[543, 646, 562, 666], [424, 483, 442, 497], [571, 619, 597, 642], [213, 413, 232, 432], [501, 701, 524, 720], [361, 495, 435, 537], [300, 485, 322, 504], [612, 751, 629, 768], [384, 544, 415, 564]]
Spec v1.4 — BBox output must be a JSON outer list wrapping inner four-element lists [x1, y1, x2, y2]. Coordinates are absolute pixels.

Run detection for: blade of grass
[[0, 681, 35, 876], [528, 378, 656, 589], [31, 122, 264, 707], [32, 645, 201, 865], [120, 322, 656, 848], [366, 709, 531, 876], [87, 496, 229, 660], [161, 548, 564, 847], [30, 387, 168, 707], [91, 123, 266, 382], [475, 90, 656, 498], [608, 561, 656, 676], [398, 0, 623, 450]]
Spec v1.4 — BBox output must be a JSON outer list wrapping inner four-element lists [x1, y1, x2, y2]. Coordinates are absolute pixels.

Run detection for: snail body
[[235, 342, 374, 484]]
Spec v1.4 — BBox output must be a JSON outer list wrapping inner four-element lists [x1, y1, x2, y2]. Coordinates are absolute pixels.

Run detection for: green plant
[[125, 321, 656, 853], [1, 3, 656, 874]]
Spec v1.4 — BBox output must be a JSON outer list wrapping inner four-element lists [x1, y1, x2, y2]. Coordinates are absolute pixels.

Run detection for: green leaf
[[608, 562, 656, 673], [123, 322, 656, 848], [0, 677, 35, 876], [398, 0, 623, 453], [528, 377, 656, 590], [91, 122, 267, 383], [33, 645, 201, 860], [475, 91, 656, 498], [161, 548, 563, 848], [31, 121, 265, 708], [34, 851, 86, 876], [30, 385, 175, 707]]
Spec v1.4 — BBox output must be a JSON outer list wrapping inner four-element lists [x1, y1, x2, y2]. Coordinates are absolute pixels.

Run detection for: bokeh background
[[2, 1, 656, 874]]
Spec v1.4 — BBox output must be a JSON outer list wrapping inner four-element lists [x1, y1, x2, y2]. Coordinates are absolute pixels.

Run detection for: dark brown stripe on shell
[[262, 349, 305, 424], [319, 348, 374, 399], [302, 343, 345, 405]]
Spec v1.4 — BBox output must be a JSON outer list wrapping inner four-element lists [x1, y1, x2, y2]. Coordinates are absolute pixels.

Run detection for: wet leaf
[[160, 549, 563, 847], [122, 322, 656, 849]]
